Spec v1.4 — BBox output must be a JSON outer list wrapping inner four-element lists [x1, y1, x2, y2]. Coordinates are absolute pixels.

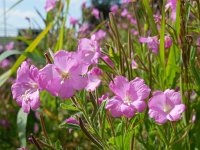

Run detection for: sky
[[0, 0, 88, 37]]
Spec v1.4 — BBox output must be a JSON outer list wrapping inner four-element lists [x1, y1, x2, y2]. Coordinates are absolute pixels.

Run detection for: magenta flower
[[44, 0, 57, 12], [0, 59, 10, 68], [17, 148, 28, 150], [92, 8, 100, 19], [11, 61, 41, 113], [92, 29, 106, 42], [69, 17, 78, 26], [78, 23, 90, 34], [98, 94, 108, 105], [131, 59, 138, 69], [131, 29, 138, 36], [121, 9, 128, 17], [39, 50, 88, 99], [78, 36, 101, 64], [139, 36, 159, 54], [82, 1, 86, 9], [66, 117, 79, 125], [102, 55, 115, 69], [148, 89, 185, 124], [165, 0, 177, 22], [110, 4, 119, 14], [34, 123, 39, 133], [85, 67, 103, 92], [164, 36, 172, 49], [197, 37, 200, 46], [106, 76, 150, 118], [0, 119, 9, 128], [5, 41, 14, 50], [130, 18, 137, 25], [122, 0, 132, 3]]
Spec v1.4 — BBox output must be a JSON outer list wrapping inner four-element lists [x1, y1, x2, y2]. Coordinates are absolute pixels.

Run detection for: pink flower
[[92, 29, 106, 42], [197, 37, 200, 46], [98, 94, 108, 105], [82, 1, 86, 9], [102, 55, 115, 69], [148, 89, 185, 124], [11, 61, 41, 113], [78, 35, 101, 64], [44, 0, 57, 12], [34, 123, 39, 133], [131, 59, 138, 69], [121, 9, 128, 17], [5, 42, 14, 50], [130, 18, 137, 25], [85, 67, 103, 92], [66, 117, 79, 125], [110, 4, 119, 14], [39, 50, 88, 99], [131, 29, 138, 36], [0, 59, 10, 68], [0, 119, 9, 128], [69, 17, 78, 26], [78, 23, 90, 34], [139, 36, 159, 54], [122, 0, 131, 3], [17, 148, 28, 150], [106, 76, 150, 118], [92, 8, 100, 19], [164, 36, 172, 49], [165, 0, 177, 22]]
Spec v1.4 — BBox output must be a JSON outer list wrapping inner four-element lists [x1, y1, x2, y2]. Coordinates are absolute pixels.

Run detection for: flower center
[[163, 104, 172, 113], [60, 71, 70, 84], [124, 95, 132, 105], [22, 89, 31, 103]]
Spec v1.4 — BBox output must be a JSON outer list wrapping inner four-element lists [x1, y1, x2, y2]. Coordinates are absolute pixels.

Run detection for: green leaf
[[98, 63, 116, 74], [0, 50, 22, 62], [190, 47, 200, 87], [142, 0, 158, 35], [17, 108, 28, 147], [60, 103, 79, 111], [159, 6, 165, 68], [166, 45, 179, 87], [59, 121, 80, 130]]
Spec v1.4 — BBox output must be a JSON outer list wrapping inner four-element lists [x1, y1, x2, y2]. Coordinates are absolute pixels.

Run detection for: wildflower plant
[[0, 0, 200, 149]]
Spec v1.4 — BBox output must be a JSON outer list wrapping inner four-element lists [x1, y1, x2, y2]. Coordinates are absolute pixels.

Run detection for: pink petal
[[54, 50, 77, 72], [129, 77, 150, 100], [164, 89, 181, 105], [131, 100, 146, 112], [30, 90, 40, 110], [22, 101, 30, 113], [106, 96, 122, 109], [39, 64, 61, 96], [120, 103, 135, 118], [149, 109, 167, 124], [109, 76, 130, 99], [58, 80, 75, 99], [166, 104, 185, 121], [110, 104, 122, 117]]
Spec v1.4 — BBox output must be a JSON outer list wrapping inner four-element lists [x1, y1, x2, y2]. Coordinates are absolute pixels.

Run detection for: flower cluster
[[106, 76, 185, 124], [139, 35, 172, 54], [12, 36, 101, 113]]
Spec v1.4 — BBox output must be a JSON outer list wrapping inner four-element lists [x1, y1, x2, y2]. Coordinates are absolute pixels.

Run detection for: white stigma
[[124, 95, 132, 105]]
